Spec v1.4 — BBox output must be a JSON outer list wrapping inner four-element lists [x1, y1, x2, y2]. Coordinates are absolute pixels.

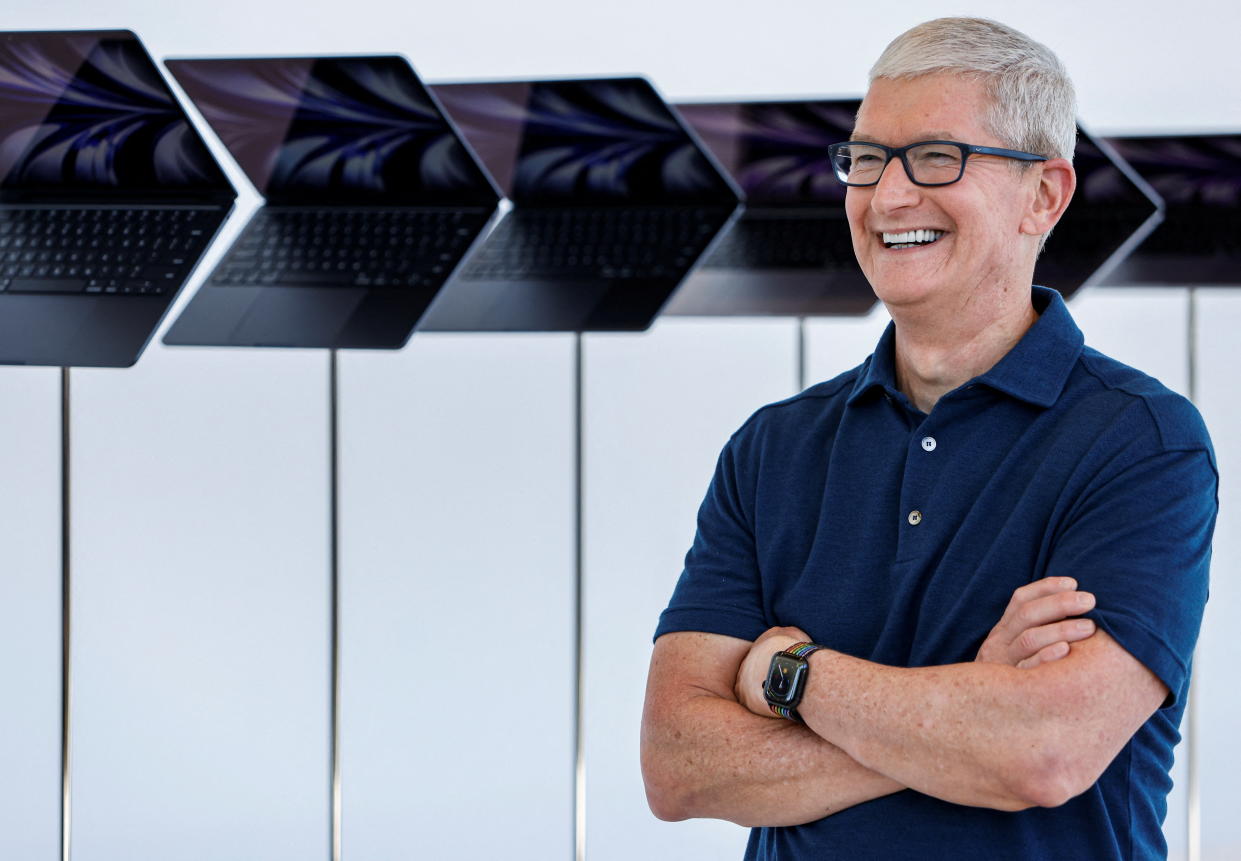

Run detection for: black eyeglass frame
[[827, 140, 1048, 187]]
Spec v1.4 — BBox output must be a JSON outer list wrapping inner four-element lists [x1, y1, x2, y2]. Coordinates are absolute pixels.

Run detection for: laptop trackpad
[[231, 287, 365, 347], [0, 296, 94, 364]]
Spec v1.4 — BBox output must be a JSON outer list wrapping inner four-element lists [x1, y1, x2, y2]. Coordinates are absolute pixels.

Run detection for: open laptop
[[665, 98, 877, 316], [0, 29, 235, 367], [1034, 126, 1164, 298], [424, 77, 741, 332], [162, 55, 500, 349], [1098, 133, 1240, 286]]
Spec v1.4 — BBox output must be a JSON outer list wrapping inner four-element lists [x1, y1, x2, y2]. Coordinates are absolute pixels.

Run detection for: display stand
[[573, 334, 586, 861], [329, 350, 342, 861], [60, 368, 71, 861], [1186, 287, 1201, 861], [797, 318, 807, 392]]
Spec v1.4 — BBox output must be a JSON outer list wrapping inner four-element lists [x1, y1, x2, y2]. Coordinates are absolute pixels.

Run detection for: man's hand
[[734, 625, 810, 717], [976, 576, 1096, 668]]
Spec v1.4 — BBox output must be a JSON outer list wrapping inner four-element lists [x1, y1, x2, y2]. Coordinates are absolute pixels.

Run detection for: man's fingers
[[1005, 589, 1095, 636], [1014, 617, 1096, 660], [1016, 640, 1070, 669], [1010, 576, 1078, 605]]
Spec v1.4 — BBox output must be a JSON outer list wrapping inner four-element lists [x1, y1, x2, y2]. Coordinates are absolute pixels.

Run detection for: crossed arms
[[640, 577, 1168, 826]]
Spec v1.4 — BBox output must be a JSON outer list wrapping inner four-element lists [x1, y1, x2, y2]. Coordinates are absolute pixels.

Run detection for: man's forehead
[[852, 74, 991, 144], [850, 129, 959, 144]]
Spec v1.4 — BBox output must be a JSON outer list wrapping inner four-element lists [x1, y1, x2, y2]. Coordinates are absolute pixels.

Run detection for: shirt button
[[921, 436, 937, 452], [908, 510, 923, 526]]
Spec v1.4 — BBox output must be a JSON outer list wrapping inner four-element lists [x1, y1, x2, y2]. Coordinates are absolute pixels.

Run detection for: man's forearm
[[796, 635, 1161, 810], [642, 685, 902, 826]]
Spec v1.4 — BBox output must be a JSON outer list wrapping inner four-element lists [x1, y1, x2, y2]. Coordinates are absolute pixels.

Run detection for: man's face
[[846, 73, 1043, 313]]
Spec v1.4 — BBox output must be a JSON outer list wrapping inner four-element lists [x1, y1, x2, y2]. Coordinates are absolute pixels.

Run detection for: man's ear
[[1021, 158, 1075, 237]]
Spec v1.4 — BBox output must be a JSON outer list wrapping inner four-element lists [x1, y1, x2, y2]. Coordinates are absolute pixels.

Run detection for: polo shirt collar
[[847, 286, 1085, 409]]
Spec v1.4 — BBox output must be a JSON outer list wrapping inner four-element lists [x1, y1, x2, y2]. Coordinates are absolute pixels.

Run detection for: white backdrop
[[1, 1, 1238, 859]]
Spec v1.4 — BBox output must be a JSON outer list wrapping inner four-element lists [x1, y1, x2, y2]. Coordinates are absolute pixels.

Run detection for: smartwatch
[[763, 642, 827, 722]]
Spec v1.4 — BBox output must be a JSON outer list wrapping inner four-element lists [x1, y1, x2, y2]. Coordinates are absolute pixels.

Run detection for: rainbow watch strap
[[783, 642, 822, 658]]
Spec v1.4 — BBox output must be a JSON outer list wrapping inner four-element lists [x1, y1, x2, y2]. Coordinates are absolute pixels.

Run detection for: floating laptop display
[[1099, 134, 1241, 286], [0, 29, 234, 367], [1034, 126, 1164, 298], [163, 55, 499, 349], [425, 77, 740, 332], [666, 98, 877, 316]]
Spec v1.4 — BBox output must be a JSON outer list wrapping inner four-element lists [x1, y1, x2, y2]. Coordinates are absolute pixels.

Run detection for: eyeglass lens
[[832, 143, 966, 186]]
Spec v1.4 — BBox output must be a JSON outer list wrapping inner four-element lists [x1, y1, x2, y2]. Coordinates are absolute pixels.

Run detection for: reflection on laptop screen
[[165, 56, 496, 205], [1072, 135, 1163, 210], [675, 100, 859, 206], [0, 31, 229, 195], [432, 78, 737, 206]]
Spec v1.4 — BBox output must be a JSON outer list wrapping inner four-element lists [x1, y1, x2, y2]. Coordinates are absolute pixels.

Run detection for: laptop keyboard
[[0, 207, 216, 295], [458, 208, 719, 281], [211, 208, 481, 289], [1143, 211, 1241, 255], [704, 216, 855, 269]]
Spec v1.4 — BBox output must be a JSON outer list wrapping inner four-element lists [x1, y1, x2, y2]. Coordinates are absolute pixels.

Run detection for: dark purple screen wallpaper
[[0, 31, 229, 193], [1105, 135, 1241, 208], [166, 56, 496, 204], [675, 100, 859, 206], [431, 79, 737, 206]]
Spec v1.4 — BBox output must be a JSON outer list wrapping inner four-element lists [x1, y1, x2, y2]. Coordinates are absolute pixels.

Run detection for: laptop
[[1034, 125, 1164, 298], [0, 29, 235, 367], [423, 77, 741, 332], [1097, 133, 1241, 286], [162, 55, 500, 349], [665, 98, 877, 316]]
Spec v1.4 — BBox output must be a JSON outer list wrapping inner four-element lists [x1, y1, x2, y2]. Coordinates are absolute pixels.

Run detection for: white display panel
[[69, 347, 331, 861], [0, 368, 62, 859], [1194, 290, 1241, 861], [583, 318, 798, 860], [338, 334, 575, 861]]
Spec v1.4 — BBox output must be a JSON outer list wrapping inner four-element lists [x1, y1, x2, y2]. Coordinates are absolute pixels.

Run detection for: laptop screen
[[1104, 135, 1241, 208], [1034, 127, 1164, 296], [165, 56, 498, 206], [0, 30, 230, 199], [430, 78, 739, 207], [674, 99, 859, 207]]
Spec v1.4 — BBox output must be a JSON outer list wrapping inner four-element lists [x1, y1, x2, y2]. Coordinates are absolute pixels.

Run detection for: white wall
[[2, 1, 1238, 859]]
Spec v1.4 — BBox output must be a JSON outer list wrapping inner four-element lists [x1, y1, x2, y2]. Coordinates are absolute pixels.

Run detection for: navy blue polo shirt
[[656, 286, 1218, 861]]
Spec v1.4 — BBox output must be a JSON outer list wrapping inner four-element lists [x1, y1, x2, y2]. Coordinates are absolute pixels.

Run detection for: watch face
[[765, 654, 807, 706]]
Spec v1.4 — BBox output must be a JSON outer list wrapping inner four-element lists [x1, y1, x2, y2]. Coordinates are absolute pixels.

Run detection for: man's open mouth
[[882, 229, 945, 249]]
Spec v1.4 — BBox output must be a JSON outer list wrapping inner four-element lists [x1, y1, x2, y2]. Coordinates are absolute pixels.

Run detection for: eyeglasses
[[826, 140, 1047, 187]]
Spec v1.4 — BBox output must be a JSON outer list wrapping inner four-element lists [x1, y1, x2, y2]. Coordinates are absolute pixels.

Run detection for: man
[[641, 17, 1217, 861]]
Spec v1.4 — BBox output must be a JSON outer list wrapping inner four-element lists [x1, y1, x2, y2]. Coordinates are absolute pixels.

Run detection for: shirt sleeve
[[654, 435, 770, 643], [1044, 446, 1218, 708]]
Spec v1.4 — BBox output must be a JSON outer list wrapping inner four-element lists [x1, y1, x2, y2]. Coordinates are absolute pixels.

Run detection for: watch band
[[767, 641, 827, 722]]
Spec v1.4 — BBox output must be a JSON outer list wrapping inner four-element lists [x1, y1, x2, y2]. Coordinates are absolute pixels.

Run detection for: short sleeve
[[1045, 447, 1218, 708], [654, 435, 769, 642]]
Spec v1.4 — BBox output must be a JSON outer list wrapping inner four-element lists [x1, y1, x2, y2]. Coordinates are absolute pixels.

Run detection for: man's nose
[[870, 156, 921, 213]]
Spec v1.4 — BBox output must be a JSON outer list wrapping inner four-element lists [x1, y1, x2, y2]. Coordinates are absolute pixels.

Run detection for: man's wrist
[[763, 642, 830, 722]]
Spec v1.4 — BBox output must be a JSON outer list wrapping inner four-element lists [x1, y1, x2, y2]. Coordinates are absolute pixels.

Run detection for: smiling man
[[641, 17, 1218, 861]]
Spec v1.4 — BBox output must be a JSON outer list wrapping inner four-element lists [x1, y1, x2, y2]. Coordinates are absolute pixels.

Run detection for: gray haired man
[[642, 17, 1216, 860]]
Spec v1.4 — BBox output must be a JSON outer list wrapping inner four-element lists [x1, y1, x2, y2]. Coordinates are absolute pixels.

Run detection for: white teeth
[[882, 229, 944, 247]]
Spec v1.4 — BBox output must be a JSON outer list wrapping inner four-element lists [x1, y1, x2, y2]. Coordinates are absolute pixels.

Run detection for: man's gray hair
[[869, 17, 1077, 163]]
